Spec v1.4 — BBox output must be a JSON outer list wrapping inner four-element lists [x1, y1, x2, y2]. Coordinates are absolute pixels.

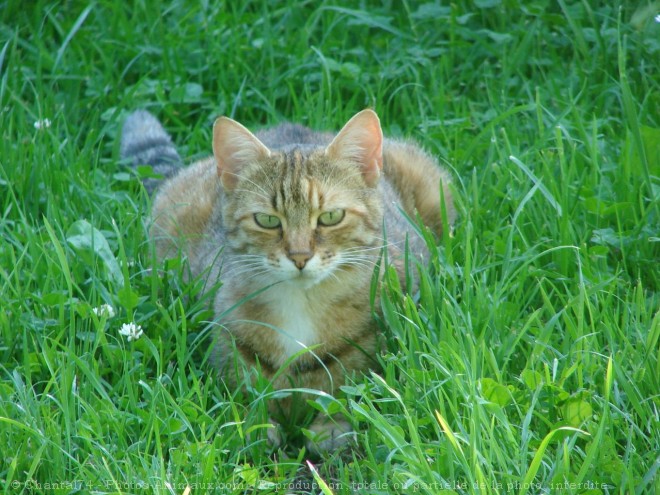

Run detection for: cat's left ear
[[325, 109, 383, 187], [213, 117, 271, 190]]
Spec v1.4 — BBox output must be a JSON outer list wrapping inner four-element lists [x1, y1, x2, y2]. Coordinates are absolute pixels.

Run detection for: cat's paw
[[266, 418, 284, 448], [305, 415, 356, 455], [248, 418, 283, 449]]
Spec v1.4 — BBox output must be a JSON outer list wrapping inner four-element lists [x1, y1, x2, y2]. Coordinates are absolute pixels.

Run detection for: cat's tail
[[120, 110, 182, 193]]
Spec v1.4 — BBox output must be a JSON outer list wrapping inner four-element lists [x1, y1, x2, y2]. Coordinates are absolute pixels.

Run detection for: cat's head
[[212, 110, 384, 288]]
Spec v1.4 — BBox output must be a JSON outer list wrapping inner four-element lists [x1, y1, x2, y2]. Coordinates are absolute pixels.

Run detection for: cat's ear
[[213, 117, 271, 190], [325, 109, 383, 187]]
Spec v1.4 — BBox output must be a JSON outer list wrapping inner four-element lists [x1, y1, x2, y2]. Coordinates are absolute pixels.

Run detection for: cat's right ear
[[213, 117, 271, 190]]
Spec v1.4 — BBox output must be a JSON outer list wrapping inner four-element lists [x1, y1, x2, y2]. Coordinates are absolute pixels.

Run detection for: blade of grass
[[53, 5, 93, 70]]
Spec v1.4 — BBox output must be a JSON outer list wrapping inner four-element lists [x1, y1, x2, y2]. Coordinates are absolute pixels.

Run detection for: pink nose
[[288, 251, 312, 270]]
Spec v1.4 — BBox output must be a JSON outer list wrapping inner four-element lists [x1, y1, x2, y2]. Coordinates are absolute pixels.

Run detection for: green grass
[[1, 1, 659, 494]]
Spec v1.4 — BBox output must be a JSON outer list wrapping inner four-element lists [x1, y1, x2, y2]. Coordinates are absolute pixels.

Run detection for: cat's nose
[[288, 251, 313, 270]]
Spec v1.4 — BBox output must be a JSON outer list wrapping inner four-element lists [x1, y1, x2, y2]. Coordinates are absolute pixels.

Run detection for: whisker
[[224, 264, 273, 279], [238, 268, 276, 285], [225, 262, 272, 274], [222, 258, 266, 268], [223, 258, 266, 268], [224, 267, 266, 278], [226, 171, 271, 198], [342, 245, 390, 254], [337, 259, 378, 270], [225, 254, 267, 261], [340, 257, 381, 264]]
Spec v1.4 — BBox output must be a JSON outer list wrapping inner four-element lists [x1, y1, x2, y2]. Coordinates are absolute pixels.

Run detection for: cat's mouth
[[289, 268, 325, 284], [280, 264, 334, 288], [263, 252, 342, 288]]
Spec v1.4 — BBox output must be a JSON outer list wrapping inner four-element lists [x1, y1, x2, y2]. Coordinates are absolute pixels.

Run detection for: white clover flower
[[118, 322, 144, 342], [34, 118, 52, 130], [92, 304, 115, 319], [655, 14, 660, 23]]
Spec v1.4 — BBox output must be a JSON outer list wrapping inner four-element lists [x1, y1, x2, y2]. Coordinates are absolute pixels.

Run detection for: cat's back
[[382, 138, 456, 235], [256, 123, 334, 153]]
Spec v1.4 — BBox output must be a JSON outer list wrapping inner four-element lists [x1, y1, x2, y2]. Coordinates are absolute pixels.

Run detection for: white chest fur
[[263, 283, 319, 365]]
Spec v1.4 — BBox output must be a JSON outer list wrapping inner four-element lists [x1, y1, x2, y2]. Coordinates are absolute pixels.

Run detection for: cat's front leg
[[305, 413, 356, 455], [266, 418, 284, 448], [247, 417, 284, 449]]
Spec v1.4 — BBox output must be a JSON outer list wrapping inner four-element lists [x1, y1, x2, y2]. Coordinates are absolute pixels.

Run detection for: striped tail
[[120, 110, 182, 193]]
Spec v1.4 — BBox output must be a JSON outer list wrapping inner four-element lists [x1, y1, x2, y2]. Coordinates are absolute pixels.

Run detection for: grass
[[1, 0, 659, 494]]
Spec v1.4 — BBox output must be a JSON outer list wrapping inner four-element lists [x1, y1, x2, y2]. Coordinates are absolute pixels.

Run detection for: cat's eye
[[254, 213, 282, 229], [318, 209, 345, 227]]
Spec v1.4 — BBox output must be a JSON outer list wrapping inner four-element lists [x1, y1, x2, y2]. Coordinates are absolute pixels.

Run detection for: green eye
[[318, 209, 345, 227], [254, 213, 282, 229]]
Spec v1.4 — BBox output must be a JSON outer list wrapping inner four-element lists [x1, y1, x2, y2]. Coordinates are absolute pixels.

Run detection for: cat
[[121, 109, 455, 453]]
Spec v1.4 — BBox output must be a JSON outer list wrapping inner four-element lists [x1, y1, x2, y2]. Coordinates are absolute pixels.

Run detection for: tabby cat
[[120, 109, 455, 453]]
